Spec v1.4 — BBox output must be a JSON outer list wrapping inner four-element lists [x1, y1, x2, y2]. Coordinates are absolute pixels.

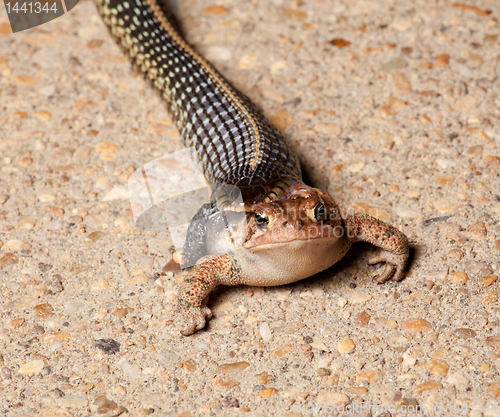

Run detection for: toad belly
[[235, 236, 351, 287]]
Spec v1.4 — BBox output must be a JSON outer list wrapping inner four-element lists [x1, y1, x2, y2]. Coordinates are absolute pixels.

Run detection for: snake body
[[95, 0, 301, 188]]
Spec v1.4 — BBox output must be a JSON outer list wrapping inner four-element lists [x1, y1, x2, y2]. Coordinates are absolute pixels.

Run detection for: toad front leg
[[346, 212, 409, 283], [178, 254, 241, 336]]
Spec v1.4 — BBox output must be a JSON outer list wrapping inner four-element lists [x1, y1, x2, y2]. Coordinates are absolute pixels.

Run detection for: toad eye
[[254, 212, 269, 227], [314, 204, 327, 221]]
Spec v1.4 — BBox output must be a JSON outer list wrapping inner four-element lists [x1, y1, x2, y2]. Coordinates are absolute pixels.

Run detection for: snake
[[94, 0, 410, 335]]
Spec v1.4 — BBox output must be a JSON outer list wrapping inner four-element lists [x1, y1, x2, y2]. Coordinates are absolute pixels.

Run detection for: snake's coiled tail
[[94, 0, 302, 186]]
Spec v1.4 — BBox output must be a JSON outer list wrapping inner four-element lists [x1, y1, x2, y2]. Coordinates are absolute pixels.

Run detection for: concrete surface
[[1, 0, 500, 415]]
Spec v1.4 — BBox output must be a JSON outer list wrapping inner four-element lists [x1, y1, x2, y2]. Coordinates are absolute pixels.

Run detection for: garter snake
[[94, 0, 410, 336]]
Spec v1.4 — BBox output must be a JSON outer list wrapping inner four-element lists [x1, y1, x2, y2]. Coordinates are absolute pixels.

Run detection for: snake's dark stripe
[[94, 0, 302, 187]]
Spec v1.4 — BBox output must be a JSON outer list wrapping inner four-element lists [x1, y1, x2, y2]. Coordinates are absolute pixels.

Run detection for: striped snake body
[[95, 0, 301, 186]]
